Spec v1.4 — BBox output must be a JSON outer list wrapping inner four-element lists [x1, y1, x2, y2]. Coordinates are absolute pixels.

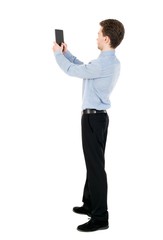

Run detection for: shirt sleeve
[[63, 51, 84, 65], [54, 51, 102, 79]]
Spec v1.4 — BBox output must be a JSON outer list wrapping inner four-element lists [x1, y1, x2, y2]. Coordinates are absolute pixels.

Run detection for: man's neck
[[101, 45, 114, 51]]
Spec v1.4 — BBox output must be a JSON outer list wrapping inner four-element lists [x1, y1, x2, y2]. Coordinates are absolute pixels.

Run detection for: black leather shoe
[[77, 218, 109, 232], [73, 206, 91, 217]]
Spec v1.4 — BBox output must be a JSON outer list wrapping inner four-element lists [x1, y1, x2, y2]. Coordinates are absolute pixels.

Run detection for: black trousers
[[81, 112, 109, 221]]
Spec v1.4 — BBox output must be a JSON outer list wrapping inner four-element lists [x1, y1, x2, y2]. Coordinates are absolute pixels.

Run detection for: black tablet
[[55, 29, 64, 46]]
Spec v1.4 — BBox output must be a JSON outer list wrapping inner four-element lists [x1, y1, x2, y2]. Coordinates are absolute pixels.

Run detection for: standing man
[[52, 19, 125, 232]]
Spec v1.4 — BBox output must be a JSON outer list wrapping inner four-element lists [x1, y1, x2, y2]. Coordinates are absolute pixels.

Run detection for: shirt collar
[[99, 50, 115, 57]]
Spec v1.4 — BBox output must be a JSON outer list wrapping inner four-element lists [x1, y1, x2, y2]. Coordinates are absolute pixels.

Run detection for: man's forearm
[[54, 51, 76, 75], [63, 51, 84, 65]]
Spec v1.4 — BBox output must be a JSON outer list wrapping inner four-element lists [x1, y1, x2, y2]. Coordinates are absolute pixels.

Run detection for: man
[[52, 19, 125, 232]]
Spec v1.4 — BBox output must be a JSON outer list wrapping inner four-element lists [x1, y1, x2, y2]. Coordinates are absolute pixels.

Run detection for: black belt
[[82, 109, 107, 114]]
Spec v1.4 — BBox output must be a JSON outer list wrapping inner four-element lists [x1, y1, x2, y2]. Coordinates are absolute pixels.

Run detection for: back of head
[[100, 19, 125, 49]]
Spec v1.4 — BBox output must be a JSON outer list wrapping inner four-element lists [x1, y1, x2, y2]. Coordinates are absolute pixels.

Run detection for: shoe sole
[[73, 209, 91, 217], [77, 225, 109, 232]]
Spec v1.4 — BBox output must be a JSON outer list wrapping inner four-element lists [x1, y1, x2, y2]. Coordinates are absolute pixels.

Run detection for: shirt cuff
[[54, 51, 63, 57]]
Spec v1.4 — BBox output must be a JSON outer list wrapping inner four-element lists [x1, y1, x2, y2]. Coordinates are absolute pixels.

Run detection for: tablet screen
[[55, 29, 64, 46]]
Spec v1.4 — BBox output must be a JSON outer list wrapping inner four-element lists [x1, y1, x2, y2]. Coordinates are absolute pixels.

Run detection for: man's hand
[[61, 43, 68, 53], [52, 42, 63, 53], [52, 42, 68, 53]]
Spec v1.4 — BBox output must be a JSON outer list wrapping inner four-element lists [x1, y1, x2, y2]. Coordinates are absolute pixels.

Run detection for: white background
[[0, 0, 163, 239]]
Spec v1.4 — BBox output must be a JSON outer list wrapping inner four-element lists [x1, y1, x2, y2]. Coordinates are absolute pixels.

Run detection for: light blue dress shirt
[[54, 50, 120, 110]]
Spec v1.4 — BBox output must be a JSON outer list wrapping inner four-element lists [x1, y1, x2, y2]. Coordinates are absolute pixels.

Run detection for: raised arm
[[54, 51, 101, 79], [52, 42, 101, 79]]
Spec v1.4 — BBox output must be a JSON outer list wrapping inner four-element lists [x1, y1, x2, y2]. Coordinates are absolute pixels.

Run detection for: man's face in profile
[[97, 27, 105, 50]]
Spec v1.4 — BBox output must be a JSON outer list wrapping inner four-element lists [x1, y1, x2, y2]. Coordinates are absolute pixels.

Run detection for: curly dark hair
[[100, 19, 125, 48]]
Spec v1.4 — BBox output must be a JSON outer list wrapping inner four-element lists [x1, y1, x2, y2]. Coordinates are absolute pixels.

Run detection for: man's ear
[[104, 36, 111, 45]]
